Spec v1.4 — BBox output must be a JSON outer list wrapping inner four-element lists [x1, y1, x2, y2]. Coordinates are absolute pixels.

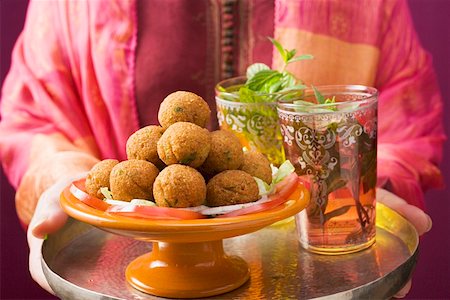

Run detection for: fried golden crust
[[206, 170, 259, 207], [153, 164, 206, 208], [126, 125, 165, 169], [201, 130, 243, 175], [157, 122, 211, 168], [239, 151, 272, 184], [158, 91, 211, 129], [85, 159, 119, 199], [109, 160, 159, 201]]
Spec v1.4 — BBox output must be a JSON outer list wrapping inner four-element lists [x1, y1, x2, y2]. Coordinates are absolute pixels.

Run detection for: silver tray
[[42, 203, 418, 299]]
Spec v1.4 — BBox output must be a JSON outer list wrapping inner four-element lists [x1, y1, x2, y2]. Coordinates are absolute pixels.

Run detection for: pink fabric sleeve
[[376, 0, 445, 209], [0, 1, 100, 224]]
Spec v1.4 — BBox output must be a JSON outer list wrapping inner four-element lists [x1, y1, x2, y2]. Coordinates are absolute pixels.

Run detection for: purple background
[[1, 0, 449, 299]]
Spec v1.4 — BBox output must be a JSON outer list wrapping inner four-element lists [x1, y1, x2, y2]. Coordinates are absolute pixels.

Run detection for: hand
[[376, 188, 432, 298], [27, 173, 87, 295]]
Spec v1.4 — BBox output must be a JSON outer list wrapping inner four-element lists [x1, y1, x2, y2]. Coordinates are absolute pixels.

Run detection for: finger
[[30, 173, 87, 237], [377, 188, 432, 235], [30, 190, 66, 238], [393, 279, 412, 298], [32, 210, 68, 239]]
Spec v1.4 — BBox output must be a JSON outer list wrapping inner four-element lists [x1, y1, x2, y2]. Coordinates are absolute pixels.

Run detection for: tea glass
[[215, 77, 288, 167], [277, 85, 378, 255]]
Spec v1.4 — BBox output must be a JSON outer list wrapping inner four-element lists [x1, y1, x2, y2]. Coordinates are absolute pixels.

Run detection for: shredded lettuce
[[272, 160, 295, 184], [254, 177, 272, 196], [100, 187, 113, 200], [254, 160, 296, 197], [271, 164, 279, 177]]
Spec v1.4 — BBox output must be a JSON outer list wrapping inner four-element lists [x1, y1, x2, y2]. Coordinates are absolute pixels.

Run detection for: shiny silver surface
[[42, 204, 418, 299]]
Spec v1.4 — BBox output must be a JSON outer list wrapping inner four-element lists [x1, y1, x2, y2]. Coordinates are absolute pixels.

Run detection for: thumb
[[32, 209, 68, 239], [30, 172, 87, 238], [27, 172, 88, 296]]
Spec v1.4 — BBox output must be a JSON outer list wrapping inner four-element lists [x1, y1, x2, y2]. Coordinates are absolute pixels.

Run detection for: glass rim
[[277, 84, 378, 112], [215, 76, 247, 91], [215, 76, 292, 104], [216, 78, 378, 110], [215, 95, 278, 108]]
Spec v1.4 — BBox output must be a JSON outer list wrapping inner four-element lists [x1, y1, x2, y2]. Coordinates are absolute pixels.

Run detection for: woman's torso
[[135, 0, 275, 128]]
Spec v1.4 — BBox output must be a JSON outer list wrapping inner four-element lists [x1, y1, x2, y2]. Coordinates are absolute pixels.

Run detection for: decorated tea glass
[[215, 77, 288, 167], [277, 85, 378, 255]]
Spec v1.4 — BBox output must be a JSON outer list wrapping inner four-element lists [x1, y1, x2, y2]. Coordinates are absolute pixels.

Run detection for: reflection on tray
[[43, 203, 418, 299]]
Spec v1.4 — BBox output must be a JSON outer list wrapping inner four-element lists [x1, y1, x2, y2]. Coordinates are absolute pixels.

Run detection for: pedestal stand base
[[126, 240, 250, 298]]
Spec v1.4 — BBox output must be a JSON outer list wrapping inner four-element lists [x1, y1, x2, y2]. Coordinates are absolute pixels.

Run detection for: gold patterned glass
[[277, 85, 378, 254], [215, 77, 286, 167]]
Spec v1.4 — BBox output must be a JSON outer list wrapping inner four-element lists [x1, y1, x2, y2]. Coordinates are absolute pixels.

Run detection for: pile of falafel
[[85, 91, 273, 210]]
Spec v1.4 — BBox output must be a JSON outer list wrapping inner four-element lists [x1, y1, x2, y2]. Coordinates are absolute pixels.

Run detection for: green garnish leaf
[[288, 54, 314, 64], [312, 85, 325, 104], [268, 37, 288, 63], [311, 87, 338, 111], [229, 37, 313, 103], [246, 69, 281, 91], [292, 99, 315, 112], [246, 63, 270, 80], [324, 96, 335, 104], [268, 37, 313, 66], [286, 49, 297, 62], [100, 187, 113, 200], [282, 84, 307, 92], [269, 81, 283, 93], [280, 72, 296, 88]]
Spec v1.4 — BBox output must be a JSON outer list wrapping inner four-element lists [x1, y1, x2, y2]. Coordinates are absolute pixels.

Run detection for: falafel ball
[[153, 164, 206, 208], [158, 91, 211, 129], [201, 130, 243, 175], [85, 159, 119, 199], [157, 122, 211, 168], [126, 125, 165, 169], [239, 151, 272, 184], [109, 160, 159, 201], [206, 170, 259, 207]]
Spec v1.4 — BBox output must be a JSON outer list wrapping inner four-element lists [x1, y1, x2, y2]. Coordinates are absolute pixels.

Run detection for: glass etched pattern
[[278, 86, 378, 254], [215, 99, 285, 167]]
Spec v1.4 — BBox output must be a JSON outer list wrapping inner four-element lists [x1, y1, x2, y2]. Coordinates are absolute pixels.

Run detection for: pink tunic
[[0, 0, 444, 225]]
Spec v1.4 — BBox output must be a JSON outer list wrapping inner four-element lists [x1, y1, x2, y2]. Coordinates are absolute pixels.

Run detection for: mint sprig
[[268, 37, 313, 71], [312, 85, 326, 104], [237, 38, 313, 102], [311, 85, 337, 111], [246, 63, 270, 80]]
